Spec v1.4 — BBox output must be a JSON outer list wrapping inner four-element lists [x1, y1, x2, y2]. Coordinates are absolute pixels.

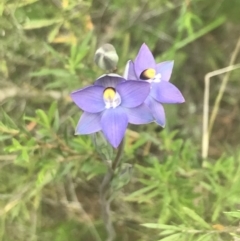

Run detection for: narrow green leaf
[[23, 19, 62, 30], [35, 109, 50, 128], [70, 44, 78, 61], [124, 184, 158, 201], [79, 31, 92, 50], [0, 135, 12, 141], [224, 211, 240, 219], [47, 23, 61, 42], [0, 122, 19, 135], [1, 108, 18, 128], [21, 149, 29, 162], [182, 207, 211, 229], [157, 233, 182, 241], [43, 43, 64, 60], [12, 138, 22, 148], [70, 32, 92, 66], [48, 101, 58, 122], [30, 68, 71, 77], [160, 230, 178, 236], [0, 1, 4, 16], [195, 233, 212, 241], [7, 0, 39, 9], [74, 48, 89, 65], [53, 109, 60, 132], [141, 223, 181, 231], [174, 16, 226, 50]]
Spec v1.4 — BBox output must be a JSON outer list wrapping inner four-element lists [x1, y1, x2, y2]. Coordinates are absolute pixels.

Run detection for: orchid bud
[[94, 43, 119, 71]]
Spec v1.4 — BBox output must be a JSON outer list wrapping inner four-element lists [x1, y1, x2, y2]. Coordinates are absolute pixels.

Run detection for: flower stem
[[99, 138, 125, 241], [112, 138, 125, 171]]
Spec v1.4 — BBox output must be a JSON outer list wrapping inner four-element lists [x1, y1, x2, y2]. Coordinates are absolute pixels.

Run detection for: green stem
[[112, 138, 125, 171], [99, 138, 125, 241]]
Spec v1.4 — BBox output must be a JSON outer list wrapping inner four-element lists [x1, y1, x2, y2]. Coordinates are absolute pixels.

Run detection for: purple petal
[[71, 85, 105, 113], [123, 60, 138, 80], [75, 112, 102, 134], [95, 74, 125, 88], [156, 61, 174, 81], [134, 43, 156, 79], [145, 96, 166, 126], [124, 104, 154, 124], [101, 107, 128, 148], [116, 81, 150, 108], [150, 81, 185, 104]]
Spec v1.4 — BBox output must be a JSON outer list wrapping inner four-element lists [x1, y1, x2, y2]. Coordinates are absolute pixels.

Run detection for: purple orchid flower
[[124, 43, 185, 127], [71, 74, 154, 148]]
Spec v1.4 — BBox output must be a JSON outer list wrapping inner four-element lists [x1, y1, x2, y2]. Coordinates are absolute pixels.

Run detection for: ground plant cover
[[0, 0, 240, 241]]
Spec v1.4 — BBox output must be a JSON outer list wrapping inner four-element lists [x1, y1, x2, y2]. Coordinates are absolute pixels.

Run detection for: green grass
[[1, 0, 240, 241]]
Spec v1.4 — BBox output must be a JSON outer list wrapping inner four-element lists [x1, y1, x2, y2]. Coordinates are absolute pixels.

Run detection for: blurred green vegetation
[[1, 0, 240, 241]]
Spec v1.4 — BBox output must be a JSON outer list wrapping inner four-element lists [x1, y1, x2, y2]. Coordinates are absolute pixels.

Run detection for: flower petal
[[101, 108, 128, 148], [123, 60, 137, 80], [156, 61, 174, 81], [116, 81, 150, 108], [95, 74, 125, 88], [151, 81, 185, 104], [71, 85, 105, 113], [75, 112, 102, 134], [134, 43, 156, 78], [124, 104, 154, 124], [145, 96, 166, 126]]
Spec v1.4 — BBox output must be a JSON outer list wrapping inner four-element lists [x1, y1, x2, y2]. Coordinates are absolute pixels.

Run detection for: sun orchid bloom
[[124, 43, 185, 127], [71, 74, 154, 148]]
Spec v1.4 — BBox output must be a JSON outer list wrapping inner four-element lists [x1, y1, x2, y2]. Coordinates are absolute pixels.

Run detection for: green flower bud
[[94, 43, 119, 71]]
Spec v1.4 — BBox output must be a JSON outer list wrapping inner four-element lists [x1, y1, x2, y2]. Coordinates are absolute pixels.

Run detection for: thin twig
[[202, 64, 240, 159], [99, 166, 115, 241], [208, 37, 240, 135], [66, 175, 102, 241], [202, 36, 240, 159], [0, 155, 17, 161], [0, 183, 33, 216], [99, 138, 125, 241], [0, 86, 69, 103]]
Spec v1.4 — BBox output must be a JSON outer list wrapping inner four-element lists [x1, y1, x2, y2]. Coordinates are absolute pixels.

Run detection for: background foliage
[[0, 0, 240, 240]]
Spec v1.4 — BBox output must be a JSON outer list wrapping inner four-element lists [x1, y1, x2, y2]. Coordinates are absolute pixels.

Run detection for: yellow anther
[[140, 68, 156, 80], [103, 87, 116, 101]]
